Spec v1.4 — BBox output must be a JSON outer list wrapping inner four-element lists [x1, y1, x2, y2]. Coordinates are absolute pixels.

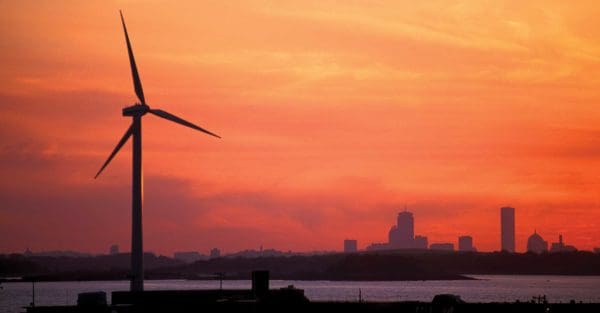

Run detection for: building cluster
[[355, 209, 476, 253], [362, 210, 434, 251], [526, 232, 577, 253], [171, 248, 221, 263], [344, 206, 581, 254], [173, 251, 207, 263], [502, 206, 579, 254]]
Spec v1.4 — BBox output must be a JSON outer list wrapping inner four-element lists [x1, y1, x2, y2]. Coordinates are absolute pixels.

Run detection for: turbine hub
[[123, 104, 150, 117]]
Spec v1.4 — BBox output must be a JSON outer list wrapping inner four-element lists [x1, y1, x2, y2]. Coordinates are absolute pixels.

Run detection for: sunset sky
[[1, 1, 599, 255]]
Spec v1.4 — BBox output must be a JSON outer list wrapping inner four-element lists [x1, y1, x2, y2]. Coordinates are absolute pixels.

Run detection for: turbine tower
[[95, 11, 220, 292]]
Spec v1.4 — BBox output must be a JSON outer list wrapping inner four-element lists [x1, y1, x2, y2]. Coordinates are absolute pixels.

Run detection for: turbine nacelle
[[122, 104, 150, 117]]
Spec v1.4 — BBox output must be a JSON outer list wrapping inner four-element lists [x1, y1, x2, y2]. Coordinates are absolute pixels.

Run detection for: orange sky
[[1, 1, 599, 255]]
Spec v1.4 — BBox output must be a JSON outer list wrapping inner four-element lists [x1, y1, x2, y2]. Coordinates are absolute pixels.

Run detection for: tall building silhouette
[[389, 211, 414, 249], [458, 236, 474, 252], [344, 239, 358, 253], [366, 209, 429, 251], [414, 235, 428, 249], [501, 207, 515, 252]]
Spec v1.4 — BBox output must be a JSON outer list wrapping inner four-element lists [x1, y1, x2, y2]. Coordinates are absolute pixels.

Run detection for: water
[[1, 275, 599, 313]]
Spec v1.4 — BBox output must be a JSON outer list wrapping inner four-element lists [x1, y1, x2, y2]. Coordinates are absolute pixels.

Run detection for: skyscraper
[[344, 239, 358, 253], [458, 236, 474, 252], [389, 211, 415, 248], [414, 235, 428, 249], [501, 207, 515, 252], [397, 211, 415, 241]]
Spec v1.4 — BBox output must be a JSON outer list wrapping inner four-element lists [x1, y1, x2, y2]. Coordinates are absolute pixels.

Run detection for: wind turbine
[[95, 11, 220, 292]]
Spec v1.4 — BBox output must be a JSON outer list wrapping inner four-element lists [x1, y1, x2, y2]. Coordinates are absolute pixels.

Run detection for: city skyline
[[5, 201, 592, 255], [11, 212, 594, 256], [2, 1, 600, 255]]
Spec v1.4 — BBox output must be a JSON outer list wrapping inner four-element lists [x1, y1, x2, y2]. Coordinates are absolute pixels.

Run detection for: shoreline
[[1, 275, 475, 283], [7, 272, 600, 283]]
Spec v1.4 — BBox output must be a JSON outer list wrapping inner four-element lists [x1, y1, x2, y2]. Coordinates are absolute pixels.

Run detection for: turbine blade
[[120, 10, 146, 105], [149, 109, 221, 138], [95, 124, 134, 179]]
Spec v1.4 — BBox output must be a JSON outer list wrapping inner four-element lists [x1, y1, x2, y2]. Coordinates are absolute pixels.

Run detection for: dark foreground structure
[[24, 271, 600, 313]]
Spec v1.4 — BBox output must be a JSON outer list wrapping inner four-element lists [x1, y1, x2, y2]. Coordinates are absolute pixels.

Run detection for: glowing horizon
[[1, 1, 599, 256]]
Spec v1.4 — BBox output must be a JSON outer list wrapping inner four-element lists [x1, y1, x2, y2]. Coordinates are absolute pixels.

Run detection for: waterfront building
[[526, 230, 548, 254], [414, 235, 428, 249], [174, 251, 206, 263], [430, 243, 454, 251], [549, 234, 577, 253], [501, 207, 515, 252], [344, 239, 358, 253], [389, 211, 415, 249], [458, 236, 475, 252], [365, 242, 390, 251], [366, 209, 430, 251]]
